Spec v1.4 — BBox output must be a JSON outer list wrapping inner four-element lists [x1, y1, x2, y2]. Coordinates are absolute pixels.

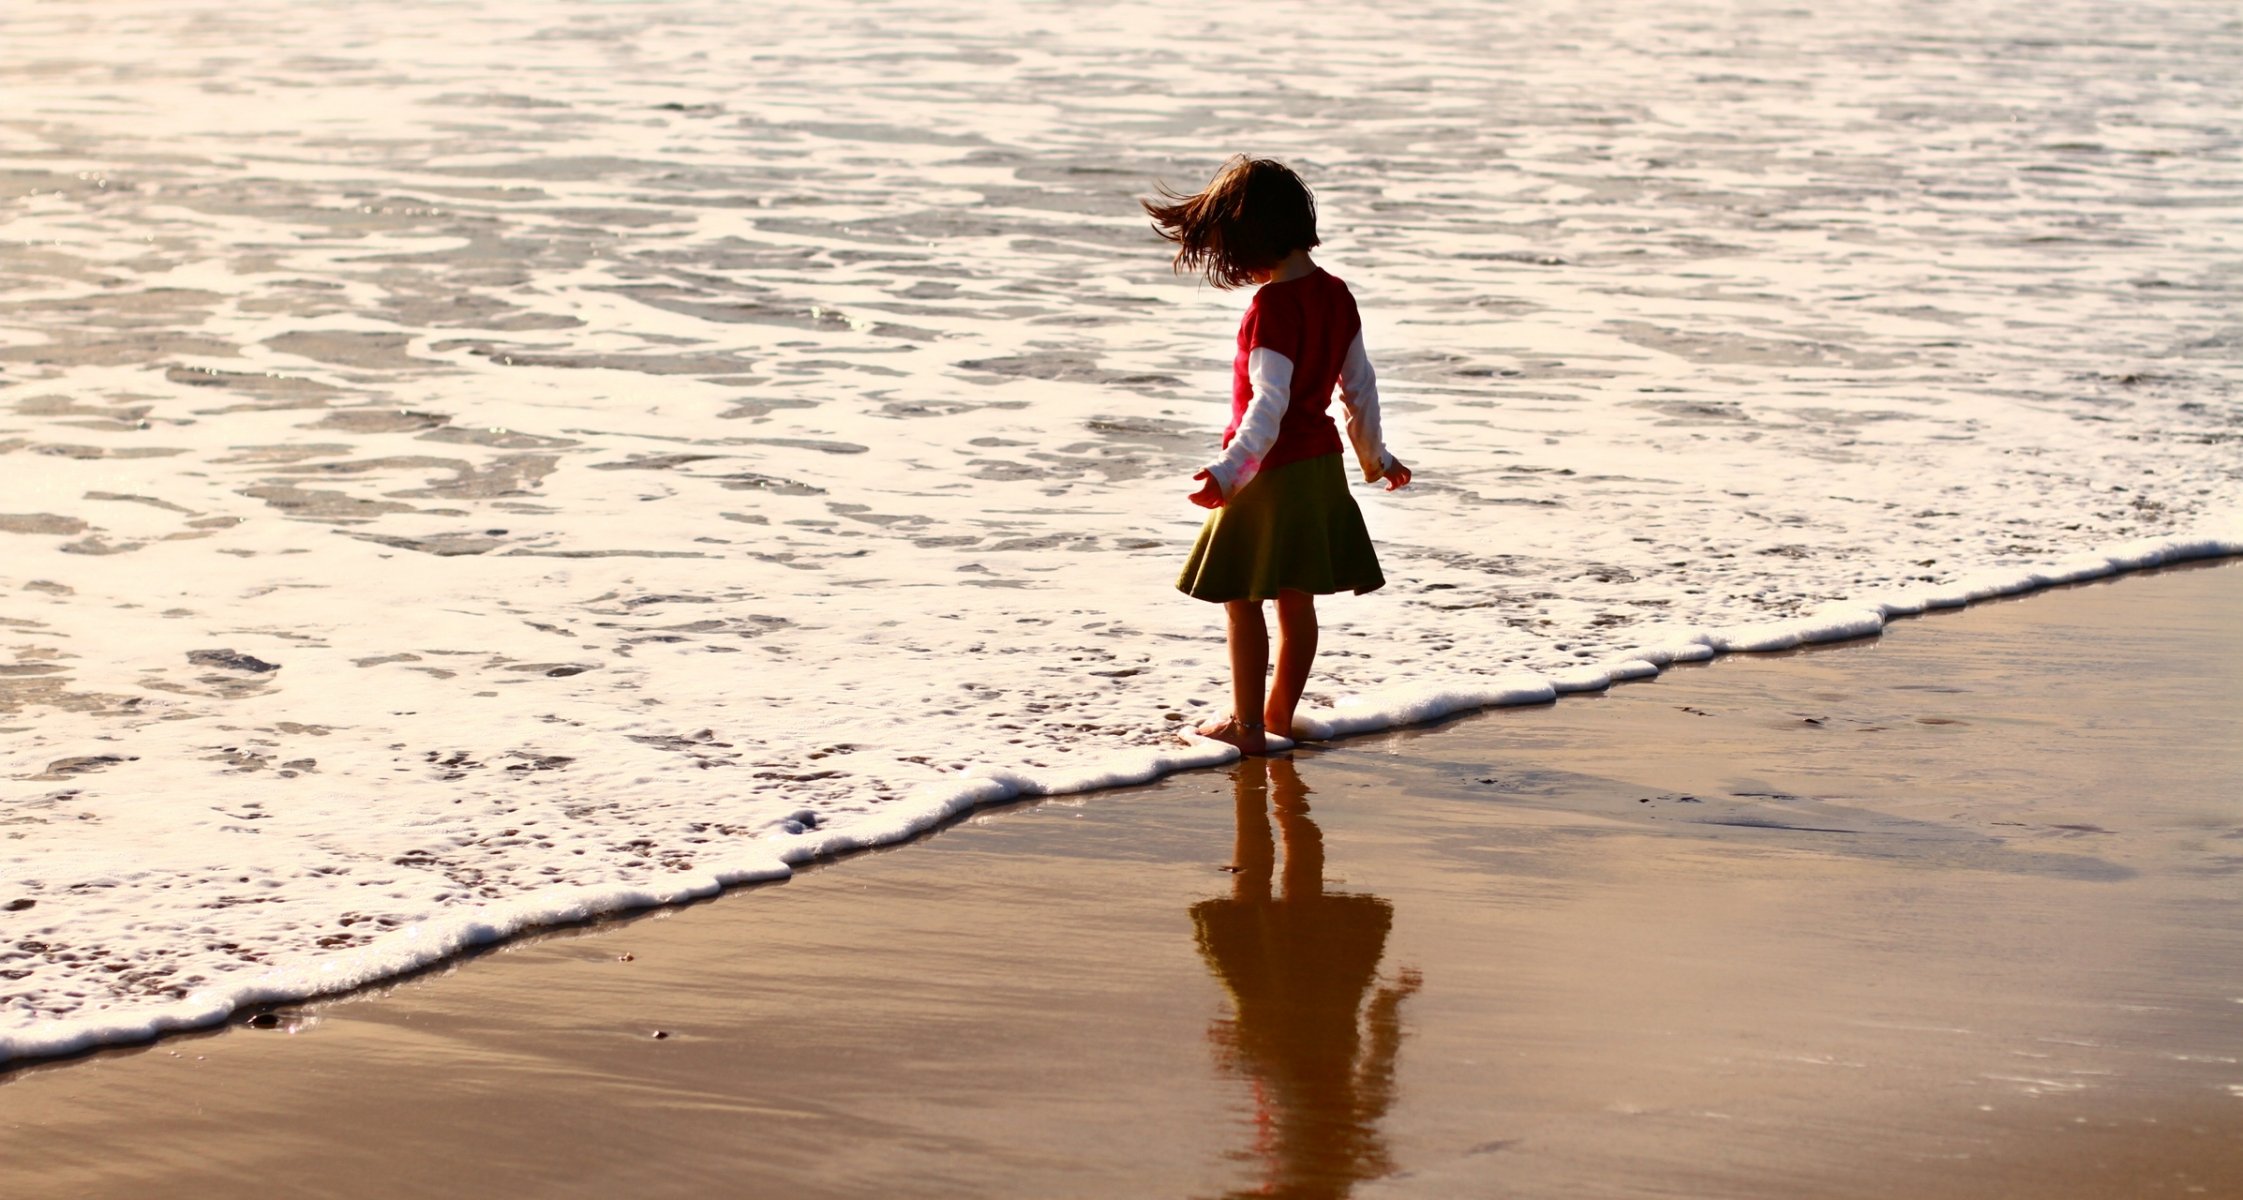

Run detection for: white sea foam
[[3, 0, 2240, 1061]]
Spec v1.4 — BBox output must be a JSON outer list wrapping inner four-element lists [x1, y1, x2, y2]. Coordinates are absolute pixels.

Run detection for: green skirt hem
[[1176, 453, 1386, 604]]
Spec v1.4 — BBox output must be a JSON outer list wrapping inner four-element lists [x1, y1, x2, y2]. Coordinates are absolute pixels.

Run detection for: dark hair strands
[[1143, 155, 1320, 290]]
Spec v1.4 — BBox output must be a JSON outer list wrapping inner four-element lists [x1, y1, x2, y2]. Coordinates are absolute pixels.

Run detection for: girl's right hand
[[1189, 470, 1225, 509], [1382, 459, 1413, 490]]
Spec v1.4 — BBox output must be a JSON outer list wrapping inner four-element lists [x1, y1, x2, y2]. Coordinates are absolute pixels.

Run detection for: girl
[[1145, 156, 1412, 756]]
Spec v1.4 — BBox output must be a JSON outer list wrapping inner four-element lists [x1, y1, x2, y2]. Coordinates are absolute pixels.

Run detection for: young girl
[[1145, 156, 1412, 756]]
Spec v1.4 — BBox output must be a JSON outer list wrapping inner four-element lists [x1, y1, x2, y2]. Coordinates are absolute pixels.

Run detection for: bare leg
[[1265, 589, 1318, 738], [1197, 599, 1269, 754]]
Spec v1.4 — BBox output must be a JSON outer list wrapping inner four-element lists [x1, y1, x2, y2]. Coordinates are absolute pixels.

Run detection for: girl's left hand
[[1188, 470, 1224, 509]]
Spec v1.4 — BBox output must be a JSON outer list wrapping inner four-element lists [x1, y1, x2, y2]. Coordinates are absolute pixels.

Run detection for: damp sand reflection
[[1193, 757, 1420, 1199]]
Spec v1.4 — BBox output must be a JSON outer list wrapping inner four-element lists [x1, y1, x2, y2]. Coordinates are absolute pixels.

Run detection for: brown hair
[[1142, 156, 1320, 290]]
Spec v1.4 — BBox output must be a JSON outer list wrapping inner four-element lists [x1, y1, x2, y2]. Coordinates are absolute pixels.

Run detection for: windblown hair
[[1143, 156, 1320, 290]]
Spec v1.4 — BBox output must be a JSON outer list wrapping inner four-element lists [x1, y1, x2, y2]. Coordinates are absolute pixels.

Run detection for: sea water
[[3, 0, 2238, 1060]]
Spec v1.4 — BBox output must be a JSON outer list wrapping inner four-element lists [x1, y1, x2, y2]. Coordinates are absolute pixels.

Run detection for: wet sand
[[3, 561, 2239, 1199]]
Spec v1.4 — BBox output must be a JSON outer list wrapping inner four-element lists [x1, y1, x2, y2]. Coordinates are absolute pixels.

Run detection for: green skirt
[[1177, 453, 1386, 603]]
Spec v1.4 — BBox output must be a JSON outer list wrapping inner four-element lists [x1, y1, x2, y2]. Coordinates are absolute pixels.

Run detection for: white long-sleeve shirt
[[1203, 268, 1397, 498]]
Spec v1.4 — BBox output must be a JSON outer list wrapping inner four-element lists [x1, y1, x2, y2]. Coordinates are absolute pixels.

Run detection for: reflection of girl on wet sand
[[1192, 757, 1421, 1199]]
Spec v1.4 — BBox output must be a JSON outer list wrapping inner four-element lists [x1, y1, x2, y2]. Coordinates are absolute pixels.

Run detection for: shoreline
[[6, 539, 2241, 1070], [2, 556, 2234, 1197]]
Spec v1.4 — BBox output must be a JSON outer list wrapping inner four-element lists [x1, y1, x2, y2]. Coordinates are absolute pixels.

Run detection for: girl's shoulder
[[1291, 267, 1357, 311], [1299, 268, 1360, 319], [1242, 271, 1360, 352]]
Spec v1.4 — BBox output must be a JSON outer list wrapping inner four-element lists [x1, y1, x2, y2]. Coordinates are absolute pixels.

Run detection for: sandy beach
[[3, 561, 2236, 1198]]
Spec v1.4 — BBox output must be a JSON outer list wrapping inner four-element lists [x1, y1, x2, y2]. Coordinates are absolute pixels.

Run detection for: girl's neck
[[1263, 249, 1317, 284]]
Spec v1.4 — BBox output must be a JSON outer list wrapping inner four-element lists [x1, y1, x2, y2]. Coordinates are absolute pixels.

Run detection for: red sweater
[[1205, 268, 1394, 497]]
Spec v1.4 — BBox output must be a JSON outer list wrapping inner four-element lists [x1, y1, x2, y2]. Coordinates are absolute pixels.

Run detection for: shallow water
[[2, 0, 2239, 1056]]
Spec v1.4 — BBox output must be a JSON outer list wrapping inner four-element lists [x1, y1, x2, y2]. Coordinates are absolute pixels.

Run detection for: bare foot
[[1196, 715, 1269, 756]]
